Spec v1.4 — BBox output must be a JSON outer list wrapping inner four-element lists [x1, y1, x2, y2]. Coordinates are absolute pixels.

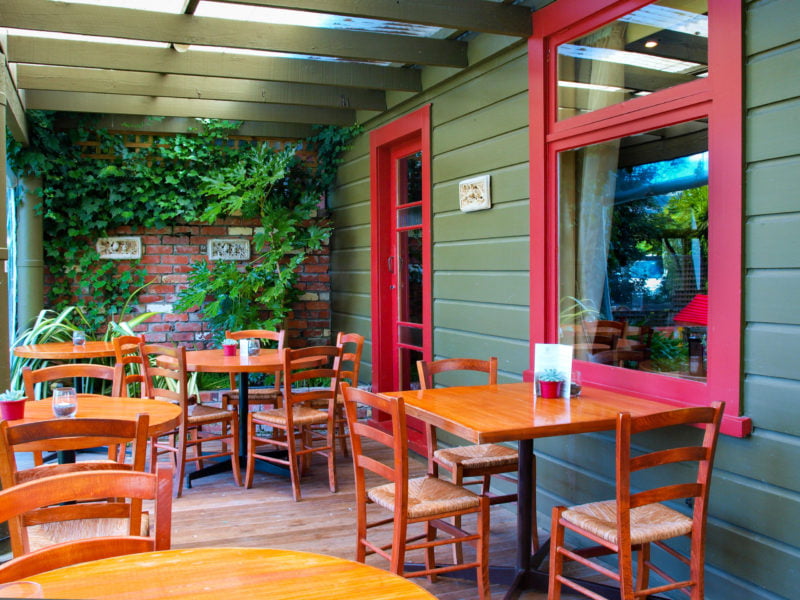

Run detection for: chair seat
[[434, 443, 518, 470], [187, 404, 236, 425], [369, 476, 481, 519], [28, 512, 150, 552], [562, 499, 693, 546], [252, 406, 328, 427]]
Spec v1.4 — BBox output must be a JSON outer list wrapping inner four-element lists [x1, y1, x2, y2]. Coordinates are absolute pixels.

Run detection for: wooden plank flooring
[[168, 443, 556, 600]]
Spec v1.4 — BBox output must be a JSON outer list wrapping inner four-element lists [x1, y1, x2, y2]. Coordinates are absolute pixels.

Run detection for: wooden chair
[[417, 357, 538, 562], [332, 332, 365, 456], [245, 345, 342, 501], [139, 343, 241, 497], [112, 334, 146, 398], [548, 402, 725, 600], [342, 384, 491, 600], [0, 465, 173, 583], [222, 329, 286, 411], [22, 363, 123, 466], [0, 414, 150, 556], [23, 363, 122, 401]]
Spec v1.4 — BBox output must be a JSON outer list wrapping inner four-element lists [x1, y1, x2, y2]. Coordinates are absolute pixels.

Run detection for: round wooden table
[[24, 547, 437, 599], [13, 341, 116, 360], [11, 395, 181, 438]]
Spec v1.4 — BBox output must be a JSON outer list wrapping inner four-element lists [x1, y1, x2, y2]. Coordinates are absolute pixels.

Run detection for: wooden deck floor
[[168, 444, 557, 600]]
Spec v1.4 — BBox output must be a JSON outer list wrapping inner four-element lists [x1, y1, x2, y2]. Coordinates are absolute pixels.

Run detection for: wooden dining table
[[13, 340, 116, 360], [10, 394, 181, 439], [22, 547, 437, 599], [387, 381, 676, 600]]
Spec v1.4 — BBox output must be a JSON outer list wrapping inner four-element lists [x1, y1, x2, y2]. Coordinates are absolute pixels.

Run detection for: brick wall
[[46, 216, 332, 349]]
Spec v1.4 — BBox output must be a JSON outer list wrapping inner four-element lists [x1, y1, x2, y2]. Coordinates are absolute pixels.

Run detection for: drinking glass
[[248, 339, 260, 356], [72, 330, 86, 346], [570, 371, 583, 397], [52, 387, 78, 418]]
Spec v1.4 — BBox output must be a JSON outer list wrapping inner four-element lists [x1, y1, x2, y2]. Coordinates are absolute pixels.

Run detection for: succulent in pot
[[0, 389, 28, 420], [536, 369, 566, 399], [222, 338, 238, 356]]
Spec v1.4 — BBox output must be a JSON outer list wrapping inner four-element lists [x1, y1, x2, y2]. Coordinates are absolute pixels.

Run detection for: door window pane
[[559, 119, 708, 381], [557, 0, 708, 121]]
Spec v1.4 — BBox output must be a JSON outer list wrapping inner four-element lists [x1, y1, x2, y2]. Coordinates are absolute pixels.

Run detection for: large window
[[529, 0, 749, 436]]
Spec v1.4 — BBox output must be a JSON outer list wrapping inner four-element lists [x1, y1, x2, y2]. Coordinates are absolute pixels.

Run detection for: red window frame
[[527, 0, 750, 436]]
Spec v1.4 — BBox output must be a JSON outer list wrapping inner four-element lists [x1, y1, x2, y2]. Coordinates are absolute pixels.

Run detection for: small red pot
[[223, 344, 237, 357], [0, 399, 27, 420], [538, 381, 563, 399]]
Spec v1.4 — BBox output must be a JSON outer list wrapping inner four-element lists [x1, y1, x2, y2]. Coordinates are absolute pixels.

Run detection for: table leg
[[238, 372, 249, 460]]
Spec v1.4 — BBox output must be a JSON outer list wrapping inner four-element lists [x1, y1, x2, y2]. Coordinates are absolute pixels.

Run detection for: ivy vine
[[6, 112, 360, 335]]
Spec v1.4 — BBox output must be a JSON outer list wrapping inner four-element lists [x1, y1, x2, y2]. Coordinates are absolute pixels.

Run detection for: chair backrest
[[0, 414, 151, 556], [113, 335, 146, 398], [615, 402, 724, 540], [283, 345, 343, 415], [138, 343, 190, 414], [225, 329, 286, 389], [0, 466, 173, 583], [342, 384, 408, 519], [582, 319, 626, 350], [417, 357, 498, 390], [336, 332, 364, 388], [23, 363, 121, 400]]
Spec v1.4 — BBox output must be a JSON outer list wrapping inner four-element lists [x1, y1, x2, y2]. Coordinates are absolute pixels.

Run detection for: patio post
[[0, 89, 10, 390], [16, 176, 44, 332]]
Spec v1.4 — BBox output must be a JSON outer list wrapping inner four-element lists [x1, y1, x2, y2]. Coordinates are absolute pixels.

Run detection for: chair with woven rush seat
[[342, 384, 491, 600], [332, 331, 365, 456], [139, 343, 241, 497], [417, 356, 538, 563], [222, 329, 286, 411], [0, 465, 173, 583], [0, 414, 150, 556], [548, 402, 724, 600], [245, 344, 342, 501]]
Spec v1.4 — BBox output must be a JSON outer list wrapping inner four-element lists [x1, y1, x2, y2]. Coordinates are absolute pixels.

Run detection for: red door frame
[[526, 0, 749, 436], [369, 105, 433, 394]]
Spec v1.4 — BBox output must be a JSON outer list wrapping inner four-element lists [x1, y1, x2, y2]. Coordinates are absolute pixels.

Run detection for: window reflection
[[559, 120, 708, 381], [557, 0, 708, 120]]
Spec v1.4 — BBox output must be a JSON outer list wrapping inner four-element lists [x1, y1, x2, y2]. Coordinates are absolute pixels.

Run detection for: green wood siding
[[329, 3, 800, 598]]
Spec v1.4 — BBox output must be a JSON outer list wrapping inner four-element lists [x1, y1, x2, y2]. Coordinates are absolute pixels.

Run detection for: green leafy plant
[[175, 126, 360, 341], [222, 338, 237, 346], [537, 369, 566, 382], [0, 390, 25, 402]]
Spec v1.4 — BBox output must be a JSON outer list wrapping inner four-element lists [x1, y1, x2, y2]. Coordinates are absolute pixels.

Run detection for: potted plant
[[537, 369, 566, 399], [0, 389, 28, 420], [222, 338, 238, 356]]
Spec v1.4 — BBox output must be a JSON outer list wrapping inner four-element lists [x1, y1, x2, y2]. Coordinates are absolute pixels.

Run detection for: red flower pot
[[0, 399, 27, 420], [223, 344, 237, 357], [538, 381, 563, 399]]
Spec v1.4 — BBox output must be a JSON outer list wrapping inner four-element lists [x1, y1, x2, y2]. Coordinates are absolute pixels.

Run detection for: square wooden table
[[387, 382, 676, 599]]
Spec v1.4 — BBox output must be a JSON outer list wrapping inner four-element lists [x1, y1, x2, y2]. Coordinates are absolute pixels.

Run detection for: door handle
[[387, 256, 394, 273]]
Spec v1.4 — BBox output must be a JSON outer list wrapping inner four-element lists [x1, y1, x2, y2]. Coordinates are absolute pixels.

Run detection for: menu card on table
[[533, 343, 573, 400]]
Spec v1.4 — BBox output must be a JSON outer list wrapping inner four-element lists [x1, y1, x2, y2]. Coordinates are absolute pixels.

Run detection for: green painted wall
[[330, 1, 799, 598]]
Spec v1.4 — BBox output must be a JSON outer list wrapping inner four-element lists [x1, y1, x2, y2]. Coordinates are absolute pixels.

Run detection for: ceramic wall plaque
[[458, 174, 492, 212], [96, 237, 142, 260], [209, 239, 250, 261]]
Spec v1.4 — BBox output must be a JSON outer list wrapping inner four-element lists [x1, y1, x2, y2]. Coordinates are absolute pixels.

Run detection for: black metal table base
[[185, 451, 289, 488]]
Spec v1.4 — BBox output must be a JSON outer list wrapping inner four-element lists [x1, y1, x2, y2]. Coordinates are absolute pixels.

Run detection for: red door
[[370, 107, 431, 453]]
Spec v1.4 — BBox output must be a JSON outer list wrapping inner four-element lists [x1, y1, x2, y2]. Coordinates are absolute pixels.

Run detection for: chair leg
[[636, 542, 650, 593], [451, 467, 466, 564], [286, 427, 303, 502], [476, 496, 491, 600], [425, 522, 438, 583], [548, 506, 566, 600], [175, 428, 187, 498], [327, 424, 337, 494], [229, 417, 242, 487]]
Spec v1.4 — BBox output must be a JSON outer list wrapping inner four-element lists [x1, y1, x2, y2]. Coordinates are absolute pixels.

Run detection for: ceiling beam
[[24, 90, 357, 125], [0, 55, 28, 145], [213, 0, 533, 37], [16, 65, 387, 111], [6, 36, 421, 92], [0, 0, 467, 67]]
